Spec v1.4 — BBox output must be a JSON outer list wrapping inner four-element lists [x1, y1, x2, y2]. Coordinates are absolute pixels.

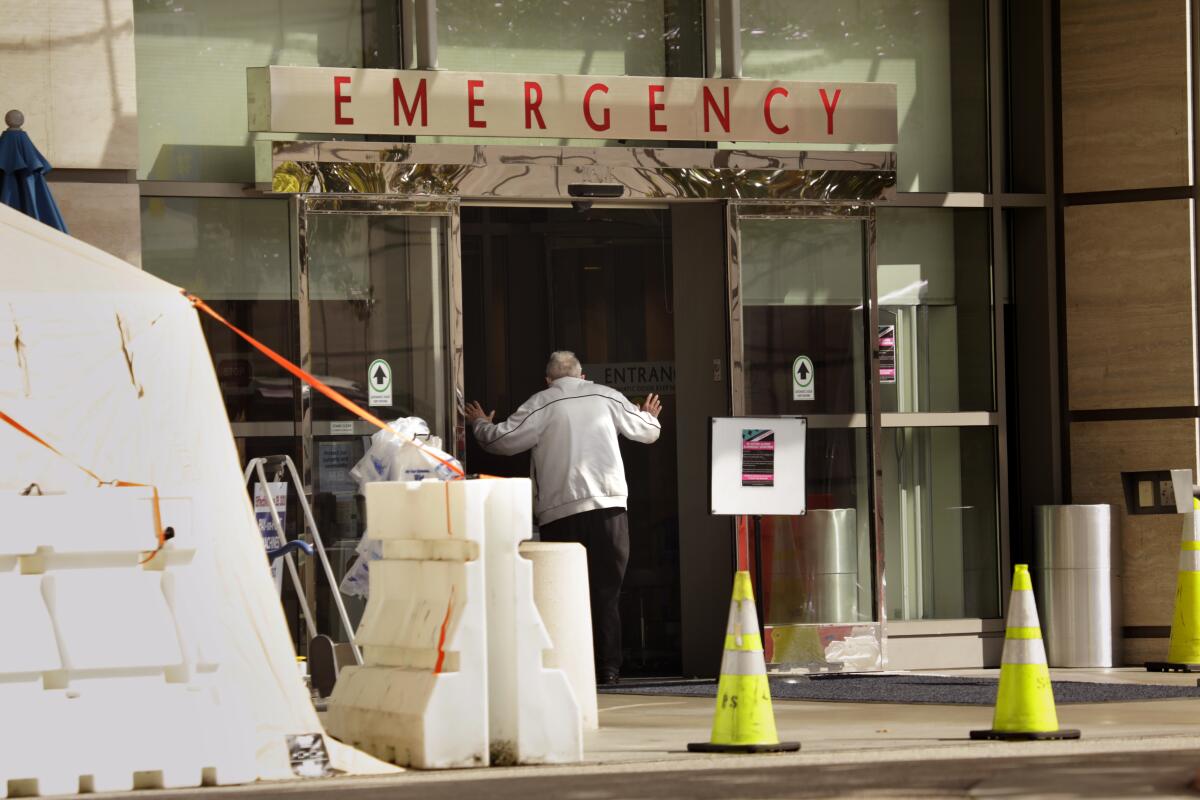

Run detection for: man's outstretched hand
[[465, 401, 495, 425], [641, 393, 662, 418]]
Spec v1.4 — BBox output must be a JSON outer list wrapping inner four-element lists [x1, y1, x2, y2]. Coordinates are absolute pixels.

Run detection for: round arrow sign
[[369, 359, 392, 391], [792, 355, 813, 387]]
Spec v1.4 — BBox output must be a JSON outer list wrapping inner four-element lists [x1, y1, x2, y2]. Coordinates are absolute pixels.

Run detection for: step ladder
[[243, 454, 363, 668]]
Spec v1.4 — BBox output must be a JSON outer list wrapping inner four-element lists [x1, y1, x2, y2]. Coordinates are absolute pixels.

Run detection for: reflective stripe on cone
[[687, 570, 799, 753], [1151, 513, 1200, 669]]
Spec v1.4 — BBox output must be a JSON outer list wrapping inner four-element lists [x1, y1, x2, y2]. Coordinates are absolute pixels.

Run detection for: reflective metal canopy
[[264, 141, 896, 204]]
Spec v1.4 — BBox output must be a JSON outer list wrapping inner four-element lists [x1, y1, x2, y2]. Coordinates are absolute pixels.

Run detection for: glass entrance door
[[728, 203, 885, 672], [298, 196, 460, 639], [459, 206, 681, 675]]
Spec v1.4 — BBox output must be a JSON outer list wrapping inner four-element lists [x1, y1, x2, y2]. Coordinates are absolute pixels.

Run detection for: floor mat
[[599, 674, 1200, 705]]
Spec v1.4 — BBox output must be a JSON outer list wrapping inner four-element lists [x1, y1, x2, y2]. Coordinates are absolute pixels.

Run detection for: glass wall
[[883, 427, 1000, 619], [737, 209, 1000, 624], [305, 213, 451, 436], [140, 197, 296, 422], [739, 216, 875, 627], [134, 0, 364, 182], [877, 208, 993, 412], [430, 0, 703, 146], [735, 0, 989, 192], [439, 0, 670, 76]]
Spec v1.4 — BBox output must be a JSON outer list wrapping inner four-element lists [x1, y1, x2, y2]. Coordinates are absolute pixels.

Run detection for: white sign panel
[[248, 66, 898, 144], [710, 416, 807, 516], [368, 358, 392, 408], [792, 355, 814, 401]]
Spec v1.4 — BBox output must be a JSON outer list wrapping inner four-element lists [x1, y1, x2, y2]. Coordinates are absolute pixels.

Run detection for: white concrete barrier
[[485, 482, 583, 763], [519, 542, 598, 731], [326, 480, 489, 769], [327, 479, 582, 768], [0, 489, 258, 797]]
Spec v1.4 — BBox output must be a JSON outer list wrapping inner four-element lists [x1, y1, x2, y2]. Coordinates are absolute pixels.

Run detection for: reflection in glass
[[312, 434, 371, 639], [876, 208, 994, 412], [740, 217, 875, 625], [883, 426, 1000, 620], [736, 0, 988, 192], [741, 218, 866, 415], [431, 0, 704, 146], [304, 211, 452, 636], [761, 429, 873, 626], [133, 0, 363, 181], [440, 0, 670, 76], [306, 214, 450, 440], [140, 197, 295, 422]]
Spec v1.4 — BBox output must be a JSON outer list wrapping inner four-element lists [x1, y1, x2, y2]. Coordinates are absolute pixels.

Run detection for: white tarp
[[0, 204, 395, 780]]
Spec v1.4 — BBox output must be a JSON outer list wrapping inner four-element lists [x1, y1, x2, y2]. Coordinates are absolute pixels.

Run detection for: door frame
[[276, 143, 905, 671], [294, 194, 464, 489], [726, 201, 887, 670]]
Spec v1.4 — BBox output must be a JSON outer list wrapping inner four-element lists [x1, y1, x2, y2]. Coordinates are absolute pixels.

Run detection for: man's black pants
[[538, 507, 629, 678]]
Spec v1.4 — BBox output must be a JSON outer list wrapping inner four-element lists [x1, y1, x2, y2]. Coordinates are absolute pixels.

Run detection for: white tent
[[0, 203, 394, 783]]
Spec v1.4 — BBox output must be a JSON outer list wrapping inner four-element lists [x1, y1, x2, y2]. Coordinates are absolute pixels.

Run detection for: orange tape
[[0, 410, 167, 561], [184, 292, 465, 479], [434, 589, 455, 675]]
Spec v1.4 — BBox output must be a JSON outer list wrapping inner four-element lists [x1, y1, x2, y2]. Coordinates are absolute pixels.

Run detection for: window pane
[[762, 428, 873, 626], [432, 0, 703, 146], [741, 218, 876, 625], [134, 0, 363, 181], [306, 214, 450, 439], [439, 0, 669, 76], [140, 197, 295, 421], [741, 217, 866, 415], [883, 426, 1000, 620], [877, 208, 994, 412], [738, 0, 988, 192]]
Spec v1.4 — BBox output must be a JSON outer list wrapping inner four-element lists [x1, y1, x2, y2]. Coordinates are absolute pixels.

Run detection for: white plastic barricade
[[326, 480, 490, 769], [518, 542, 598, 731], [326, 478, 582, 768], [485, 481, 583, 764], [0, 489, 257, 797]]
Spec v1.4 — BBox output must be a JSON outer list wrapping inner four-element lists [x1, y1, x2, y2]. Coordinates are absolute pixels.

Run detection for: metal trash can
[[1033, 504, 1122, 667], [797, 508, 858, 623]]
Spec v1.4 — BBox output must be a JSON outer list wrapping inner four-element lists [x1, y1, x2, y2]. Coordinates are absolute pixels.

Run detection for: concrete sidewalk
[[589, 667, 1200, 764], [90, 668, 1200, 799]]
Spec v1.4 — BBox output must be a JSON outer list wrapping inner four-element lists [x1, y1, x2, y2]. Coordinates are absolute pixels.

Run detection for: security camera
[[567, 183, 625, 199]]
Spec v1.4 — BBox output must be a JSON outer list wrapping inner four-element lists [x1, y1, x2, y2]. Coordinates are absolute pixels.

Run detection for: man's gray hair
[[546, 350, 583, 380]]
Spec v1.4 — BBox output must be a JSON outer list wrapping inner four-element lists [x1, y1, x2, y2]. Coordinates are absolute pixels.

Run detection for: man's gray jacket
[[470, 376, 661, 524]]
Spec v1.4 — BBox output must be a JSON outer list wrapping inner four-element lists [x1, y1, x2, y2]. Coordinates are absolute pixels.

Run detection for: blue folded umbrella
[[0, 126, 67, 233]]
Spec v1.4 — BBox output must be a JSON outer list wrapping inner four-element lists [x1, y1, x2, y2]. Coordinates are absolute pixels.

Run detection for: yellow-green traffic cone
[[1148, 499, 1200, 672], [971, 564, 1080, 741], [688, 571, 799, 753]]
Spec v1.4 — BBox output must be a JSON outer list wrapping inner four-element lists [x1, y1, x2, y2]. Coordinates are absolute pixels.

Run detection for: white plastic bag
[[349, 416, 462, 488], [340, 417, 462, 599], [339, 535, 382, 599]]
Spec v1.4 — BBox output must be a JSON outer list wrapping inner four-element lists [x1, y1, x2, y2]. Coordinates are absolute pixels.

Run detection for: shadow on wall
[[735, 0, 988, 192], [0, 0, 142, 262]]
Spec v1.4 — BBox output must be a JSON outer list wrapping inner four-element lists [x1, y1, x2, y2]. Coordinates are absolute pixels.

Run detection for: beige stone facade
[[1059, 0, 1199, 664], [0, 0, 140, 264]]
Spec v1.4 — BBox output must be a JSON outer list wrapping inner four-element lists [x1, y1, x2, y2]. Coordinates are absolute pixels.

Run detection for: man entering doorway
[[465, 351, 663, 684]]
